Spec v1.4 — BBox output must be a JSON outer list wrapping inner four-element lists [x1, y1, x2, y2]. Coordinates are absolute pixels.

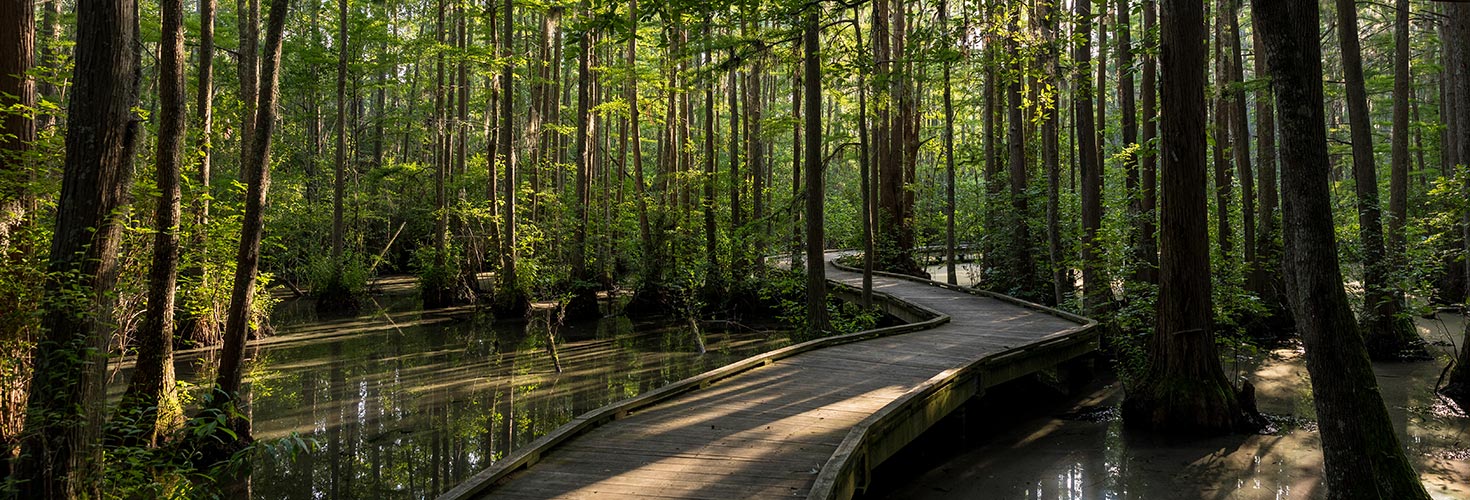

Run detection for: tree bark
[[211, 0, 288, 449], [0, 0, 34, 250], [1076, 0, 1105, 312], [1441, 3, 1470, 404], [332, 0, 348, 261], [1335, 0, 1422, 359], [1119, 0, 1141, 290], [15, 0, 140, 491], [1388, 0, 1410, 288], [1042, 0, 1065, 306], [1138, 0, 1159, 286], [942, 0, 957, 286], [1255, 2, 1432, 496], [496, 0, 526, 314], [1227, 0, 1255, 269], [118, 0, 187, 444], [1005, 12, 1038, 301], [804, 6, 826, 335], [1121, 0, 1249, 434], [565, 0, 598, 321]]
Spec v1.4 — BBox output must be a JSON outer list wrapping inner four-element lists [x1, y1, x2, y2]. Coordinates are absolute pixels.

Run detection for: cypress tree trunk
[[855, 4, 874, 306], [497, 0, 527, 314], [1005, 12, 1037, 301], [943, 0, 957, 286], [1119, 0, 1141, 289], [1248, 24, 1286, 328], [1255, 2, 1432, 496], [804, 5, 826, 335], [565, 0, 598, 321], [118, 0, 187, 444], [1335, 0, 1423, 360], [180, 0, 218, 345], [15, 0, 140, 491], [1442, 3, 1470, 405], [1121, 0, 1250, 434], [1076, 0, 1105, 312], [212, 0, 289, 450], [1227, 0, 1254, 269], [1043, 0, 1065, 306], [702, 18, 719, 285], [1138, 0, 1159, 286]]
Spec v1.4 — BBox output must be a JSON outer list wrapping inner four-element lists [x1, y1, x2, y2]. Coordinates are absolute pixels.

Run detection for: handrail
[[437, 271, 951, 500], [808, 255, 1098, 500]]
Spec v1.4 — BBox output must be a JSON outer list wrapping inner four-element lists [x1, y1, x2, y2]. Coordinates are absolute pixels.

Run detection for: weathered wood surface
[[442, 252, 1096, 500]]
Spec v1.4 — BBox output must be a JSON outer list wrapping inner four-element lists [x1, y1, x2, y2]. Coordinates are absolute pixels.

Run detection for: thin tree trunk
[[565, 0, 597, 321], [1388, 0, 1410, 278], [702, 18, 718, 283], [497, 0, 525, 313], [1335, 0, 1421, 359], [1138, 0, 1159, 285], [118, 0, 186, 444], [1006, 12, 1037, 301], [212, 0, 289, 448], [855, 4, 874, 306], [1227, 0, 1255, 269], [332, 0, 348, 261], [1076, 0, 1104, 312], [942, 0, 957, 286], [804, 6, 826, 334], [1255, 3, 1433, 496], [1043, 0, 1065, 305], [1118, 0, 1140, 288]]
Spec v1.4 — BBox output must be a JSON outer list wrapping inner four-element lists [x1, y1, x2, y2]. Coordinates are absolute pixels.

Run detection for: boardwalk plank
[[449, 253, 1095, 500]]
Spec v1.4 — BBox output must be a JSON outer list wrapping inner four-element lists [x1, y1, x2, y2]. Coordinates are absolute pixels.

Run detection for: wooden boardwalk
[[442, 253, 1097, 500]]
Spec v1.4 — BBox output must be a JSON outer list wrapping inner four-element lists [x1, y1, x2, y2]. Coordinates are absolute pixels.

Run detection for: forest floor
[[862, 314, 1469, 500]]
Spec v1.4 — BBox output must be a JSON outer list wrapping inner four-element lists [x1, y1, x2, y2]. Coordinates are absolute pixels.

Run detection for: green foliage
[[757, 269, 879, 342]]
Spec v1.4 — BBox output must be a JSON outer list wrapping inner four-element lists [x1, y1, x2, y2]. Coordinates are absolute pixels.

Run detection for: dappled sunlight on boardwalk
[[445, 252, 1095, 499]]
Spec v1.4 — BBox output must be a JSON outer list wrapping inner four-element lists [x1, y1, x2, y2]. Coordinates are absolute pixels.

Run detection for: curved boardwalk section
[[442, 253, 1097, 500]]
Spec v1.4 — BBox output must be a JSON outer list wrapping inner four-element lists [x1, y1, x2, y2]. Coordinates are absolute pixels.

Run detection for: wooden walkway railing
[[439, 251, 1097, 500]]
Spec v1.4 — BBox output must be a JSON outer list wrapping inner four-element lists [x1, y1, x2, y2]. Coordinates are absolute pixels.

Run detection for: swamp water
[[108, 280, 793, 499], [868, 268, 1470, 500]]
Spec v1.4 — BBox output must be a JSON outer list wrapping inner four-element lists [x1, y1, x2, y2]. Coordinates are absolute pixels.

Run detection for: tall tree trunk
[[1227, 0, 1254, 270], [855, 4, 874, 306], [237, 0, 259, 181], [942, 0, 957, 286], [13, 0, 139, 491], [1118, 0, 1141, 288], [1388, 0, 1410, 290], [804, 6, 826, 335], [0, 0, 34, 248], [1335, 0, 1422, 359], [1076, 0, 1104, 312], [1121, 0, 1250, 434], [791, 41, 803, 271], [628, 0, 656, 295], [1255, 3, 1433, 496], [181, 0, 218, 344], [1248, 25, 1285, 323], [211, 0, 289, 453], [1211, 2, 1233, 261], [702, 18, 718, 284], [1096, 2, 1108, 164], [1043, 0, 1065, 305], [118, 0, 186, 444], [1137, 0, 1159, 286], [1441, 3, 1470, 405], [496, 0, 526, 313], [0, 0, 36, 466], [332, 0, 348, 262], [565, 0, 597, 321], [1005, 12, 1037, 301]]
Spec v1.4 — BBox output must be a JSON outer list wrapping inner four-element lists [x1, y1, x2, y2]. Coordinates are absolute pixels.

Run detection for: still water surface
[[111, 283, 792, 499]]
